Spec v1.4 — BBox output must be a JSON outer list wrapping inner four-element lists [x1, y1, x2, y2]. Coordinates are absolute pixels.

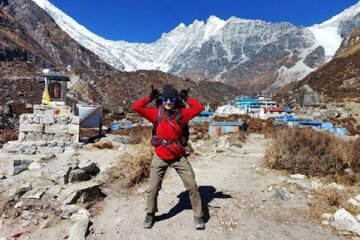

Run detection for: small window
[[49, 81, 63, 101]]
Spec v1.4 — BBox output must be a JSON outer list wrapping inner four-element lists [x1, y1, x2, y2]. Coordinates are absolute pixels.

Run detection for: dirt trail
[[87, 134, 341, 240]]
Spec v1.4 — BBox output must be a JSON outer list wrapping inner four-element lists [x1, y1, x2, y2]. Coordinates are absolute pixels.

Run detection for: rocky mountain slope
[[282, 26, 360, 102], [1, 0, 111, 71], [0, 0, 241, 110], [32, 0, 360, 93], [0, 6, 50, 105]]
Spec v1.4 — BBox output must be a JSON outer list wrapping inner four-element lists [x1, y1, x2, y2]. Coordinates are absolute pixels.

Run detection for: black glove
[[149, 85, 161, 101], [179, 88, 189, 101]]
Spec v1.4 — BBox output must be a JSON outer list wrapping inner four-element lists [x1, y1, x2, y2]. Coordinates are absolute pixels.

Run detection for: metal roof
[[38, 71, 70, 83], [209, 121, 244, 126]]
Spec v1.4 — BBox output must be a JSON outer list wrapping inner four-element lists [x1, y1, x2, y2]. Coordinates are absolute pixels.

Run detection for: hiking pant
[[146, 154, 203, 217]]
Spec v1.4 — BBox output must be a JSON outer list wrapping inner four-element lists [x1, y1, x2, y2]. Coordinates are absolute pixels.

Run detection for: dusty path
[[87, 134, 341, 240]]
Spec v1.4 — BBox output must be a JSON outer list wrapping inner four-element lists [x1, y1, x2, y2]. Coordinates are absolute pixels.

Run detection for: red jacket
[[132, 96, 204, 160]]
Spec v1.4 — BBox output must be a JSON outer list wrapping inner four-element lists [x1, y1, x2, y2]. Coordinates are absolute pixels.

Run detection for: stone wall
[[3, 105, 80, 155]]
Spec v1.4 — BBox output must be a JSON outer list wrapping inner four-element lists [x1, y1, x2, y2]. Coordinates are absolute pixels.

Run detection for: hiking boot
[[194, 216, 205, 230], [143, 213, 155, 229]]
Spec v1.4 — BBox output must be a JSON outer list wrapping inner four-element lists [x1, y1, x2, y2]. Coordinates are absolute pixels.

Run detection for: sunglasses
[[161, 97, 177, 103]]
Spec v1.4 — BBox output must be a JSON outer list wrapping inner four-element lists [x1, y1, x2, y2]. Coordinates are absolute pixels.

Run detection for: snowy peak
[[204, 15, 226, 40], [206, 15, 226, 26], [30, 0, 360, 93], [308, 1, 360, 57], [320, 0, 360, 26]]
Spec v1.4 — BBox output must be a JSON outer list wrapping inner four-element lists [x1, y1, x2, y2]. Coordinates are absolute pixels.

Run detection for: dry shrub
[[190, 123, 210, 142], [328, 117, 360, 135], [307, 188, 346, 219], [92, 139, 113, 149], [101, 136, 153, 188], [265, 127, 360, 183], [214, 114, 245, 122], [0, 129, 18, 148], [247, 118, 275, 136], [111, 126, 152, 144], [227, 131, 248, 147], [326, 189, 344, 206], [213, 114, 275, 136], [104, 145, 153, 188]]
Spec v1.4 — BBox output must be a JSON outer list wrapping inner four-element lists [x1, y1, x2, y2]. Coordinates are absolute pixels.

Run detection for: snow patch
[[203, 16, 226, 41], [308, 25, 342, 57]]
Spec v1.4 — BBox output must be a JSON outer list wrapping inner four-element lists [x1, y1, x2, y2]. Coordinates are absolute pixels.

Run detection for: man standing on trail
[[132, 84, 205, 230]]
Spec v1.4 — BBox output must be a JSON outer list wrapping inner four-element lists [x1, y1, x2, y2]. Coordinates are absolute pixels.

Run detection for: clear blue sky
[[49, 0, 359, 43]]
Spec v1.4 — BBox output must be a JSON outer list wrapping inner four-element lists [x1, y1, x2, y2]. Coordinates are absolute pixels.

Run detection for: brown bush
[[326, 189, 344, 206], [111, 126, 152, 144], [213, 114, 275, 136], [265, 127, 360, 183], [92, 139, 113, 149], [227, 131, 247, 147], [107, 150, 153, 188], [100, 135, 153, 188], [247, 118, 275, 136], [328, 117, 360, 135]]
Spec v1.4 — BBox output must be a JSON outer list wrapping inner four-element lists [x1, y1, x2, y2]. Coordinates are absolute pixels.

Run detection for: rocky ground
[[0, 133, 359, 239]]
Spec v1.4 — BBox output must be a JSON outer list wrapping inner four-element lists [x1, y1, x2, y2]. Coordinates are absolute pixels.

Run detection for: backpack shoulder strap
[[175, 108, 184, 129], [152, 106, 163, 136]]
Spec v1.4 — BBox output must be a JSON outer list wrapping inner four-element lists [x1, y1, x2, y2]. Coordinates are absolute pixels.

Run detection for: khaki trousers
[[146, 154, 203, 217]]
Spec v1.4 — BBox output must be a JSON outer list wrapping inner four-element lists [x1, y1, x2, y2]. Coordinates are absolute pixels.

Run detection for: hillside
[[283, 27, 360, 101]]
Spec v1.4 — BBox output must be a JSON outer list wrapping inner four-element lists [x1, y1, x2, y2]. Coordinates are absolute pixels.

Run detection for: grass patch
[[265, 127, 360, 183]]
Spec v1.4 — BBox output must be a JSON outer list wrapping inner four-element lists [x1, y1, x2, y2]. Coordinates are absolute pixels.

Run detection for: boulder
[[22, 210, 35, 220], [51, 159, 99, 184], [288, 179, 312, 191], [40, 219, 52, 229], [348, 198, 360, 207], [330, 208, 360, 236], [68, 209, 90, 240], [29, 161, 42, 170], [59, 182, 102, 205], [50, 165, 73, 184], [21, 187, 45, 199], [321, 213, 333, 221], [69, 169, 91, 183], [8, 182, 32, 201], [275, 188, 293, 200], [61, 204, 81, 219], [13, 160, 33, 175], [290, 174, 306, 180], [45, 185, 62, 199], [354, 195, 360, 203], [78, 160, 100, 176]]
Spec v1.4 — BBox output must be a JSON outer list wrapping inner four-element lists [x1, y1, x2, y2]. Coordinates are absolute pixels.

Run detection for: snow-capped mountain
[[0, 0, 242, 108], [32, 0, 360, 93]]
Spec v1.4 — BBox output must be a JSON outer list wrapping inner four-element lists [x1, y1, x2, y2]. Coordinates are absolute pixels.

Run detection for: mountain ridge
[[0, 0, 242, 109], [31, 0, 360, 93]]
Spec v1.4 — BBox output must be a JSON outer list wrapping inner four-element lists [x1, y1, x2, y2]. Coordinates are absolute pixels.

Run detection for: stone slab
[[68, 124, 80, 135], [45, 124, 68, 134], [19, 124, 44, 133]]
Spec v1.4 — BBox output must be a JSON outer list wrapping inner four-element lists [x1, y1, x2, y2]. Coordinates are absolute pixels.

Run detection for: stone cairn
[[3, 105, 80, 155]]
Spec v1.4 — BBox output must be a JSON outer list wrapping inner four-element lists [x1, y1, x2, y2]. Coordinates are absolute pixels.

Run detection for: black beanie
[[161, 84, 178, 98]]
